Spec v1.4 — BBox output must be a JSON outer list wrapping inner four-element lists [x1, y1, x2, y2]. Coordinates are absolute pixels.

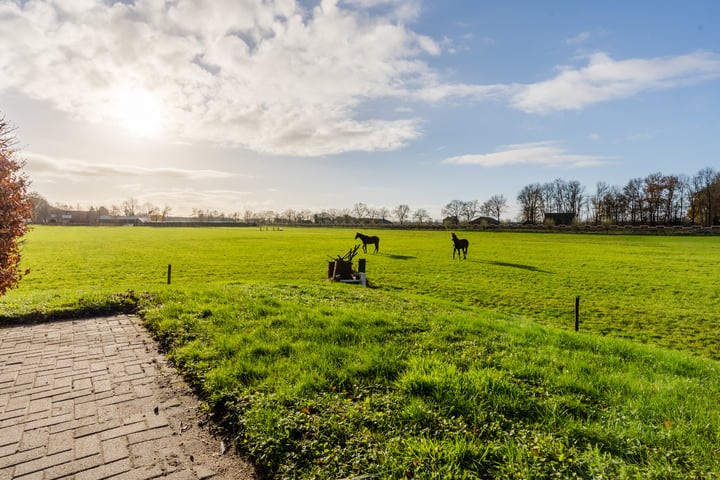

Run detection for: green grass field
[[4, 226, 719, 358], [2, 226, 720, 478]]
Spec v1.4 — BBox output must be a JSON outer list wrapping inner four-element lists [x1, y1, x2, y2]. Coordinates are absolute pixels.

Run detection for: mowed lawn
[[4, 225, 720, 359]]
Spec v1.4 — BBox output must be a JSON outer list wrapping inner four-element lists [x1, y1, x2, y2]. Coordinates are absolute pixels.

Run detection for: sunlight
[[110, 88, 165, 136]]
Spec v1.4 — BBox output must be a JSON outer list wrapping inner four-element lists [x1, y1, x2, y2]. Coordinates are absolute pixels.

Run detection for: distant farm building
[[99, 215, 151, 225], [470, 216, 500, 226]]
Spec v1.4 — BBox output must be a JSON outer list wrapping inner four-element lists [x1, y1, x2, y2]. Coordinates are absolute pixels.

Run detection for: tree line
[[514, 168, 719, 227], [27, 168, 719, 228]]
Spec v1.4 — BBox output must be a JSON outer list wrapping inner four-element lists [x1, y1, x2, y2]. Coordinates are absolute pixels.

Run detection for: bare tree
[[281, 209, 298, 224], [441, 200, 464, 223], [565, 180, 585, 219], [147, 205, 162, 221], [694, 167, 719, 226], [623, 178, 644, 225], [483, 194, 507, 223], [161, 206, 172, 222], [122, 198, 139, 216], [662, 174, 679, 225], [675, 174, 690, 224], [460, 200, 479, 223], [412, 208, 430, 224], [541, 181, 557, 216], [393, 204, 410, 224], [591, 182, 610, 225], [643, 172, 664, 225], [29, 192, 52, 223], [353, 202, 369, 220], [516, 184, 543, 224], [298, 209, 312, 223]]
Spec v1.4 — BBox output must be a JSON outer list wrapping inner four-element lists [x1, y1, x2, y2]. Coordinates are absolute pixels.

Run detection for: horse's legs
[[362, 243, 367, 254]]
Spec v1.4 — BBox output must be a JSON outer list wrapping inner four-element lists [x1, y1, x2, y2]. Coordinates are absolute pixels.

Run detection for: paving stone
[[74, 400, 98, 419], [11, 470, 44, 480], [0, 446, 46, 470], [101, 436, 129, 463], [47, 415, 95, 435], [47, 429, 73, 455], [0, 316, 255, 480], [74, 458, 132, 480], [73, 378, 92, 391], [21, 411, 74, 431], [12, 449, 74, 477], [44, 453, 103, 480], [27, 397, 51, 415], [98, 421, 148, 441], [0, 442, 19, 458], [127, 426, 174, 446], [74, 433, 102, 459], [18, 427, 49, 452], [0, 424, 23, 447], [4, 395, 30, 414]]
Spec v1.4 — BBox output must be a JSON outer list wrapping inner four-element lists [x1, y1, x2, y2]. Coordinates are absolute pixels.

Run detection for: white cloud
[[565, 32, 591, 45], [24, 152, 236, 179], [3, 1, 719, 158], [443, 141, 612, 168], [0, 0, 448, 156], [511, 51, 720, 114], [341, 0, 422, 22]]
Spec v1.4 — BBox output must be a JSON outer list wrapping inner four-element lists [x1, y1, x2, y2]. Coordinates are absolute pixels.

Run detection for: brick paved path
[[0, 316, 256, 480]]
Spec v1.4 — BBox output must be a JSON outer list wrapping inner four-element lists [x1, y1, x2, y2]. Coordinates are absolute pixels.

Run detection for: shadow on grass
[[480, 260, 554, 274], [384, 254, 416, 260]]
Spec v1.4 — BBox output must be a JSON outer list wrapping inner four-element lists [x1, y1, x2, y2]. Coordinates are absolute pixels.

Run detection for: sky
[[1, 0, 719, 220]]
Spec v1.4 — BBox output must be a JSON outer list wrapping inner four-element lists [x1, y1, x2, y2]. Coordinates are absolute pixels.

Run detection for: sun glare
[[110, 88, 165, 136]]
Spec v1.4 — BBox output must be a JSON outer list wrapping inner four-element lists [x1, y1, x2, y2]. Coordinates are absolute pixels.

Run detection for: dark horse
[[355, 232, 380, 253], [451, 233, 469, 259]]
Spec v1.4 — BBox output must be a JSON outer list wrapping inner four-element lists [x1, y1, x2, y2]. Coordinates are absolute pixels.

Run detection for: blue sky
[[1, 0, 718, 220]]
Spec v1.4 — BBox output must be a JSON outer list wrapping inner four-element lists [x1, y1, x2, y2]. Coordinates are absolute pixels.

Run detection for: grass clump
[[141, 283, 720, 479]]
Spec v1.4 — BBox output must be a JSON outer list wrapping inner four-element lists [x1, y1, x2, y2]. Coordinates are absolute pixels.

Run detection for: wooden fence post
[[167, 264, 172, 285], [574, 296, 580, 331]]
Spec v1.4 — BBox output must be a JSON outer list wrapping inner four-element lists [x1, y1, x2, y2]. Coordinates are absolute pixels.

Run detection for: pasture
[[2, 226, 720, 478], [3, 226, 719, 358]]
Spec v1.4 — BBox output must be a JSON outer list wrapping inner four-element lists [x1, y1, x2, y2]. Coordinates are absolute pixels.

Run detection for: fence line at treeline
[[32, 219, 720, 235], [301, 223, 720, 235]]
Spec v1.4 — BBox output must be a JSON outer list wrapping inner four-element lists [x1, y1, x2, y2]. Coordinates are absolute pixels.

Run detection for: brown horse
[[451, 233, 469, 259], [355, 232, 380, 253]]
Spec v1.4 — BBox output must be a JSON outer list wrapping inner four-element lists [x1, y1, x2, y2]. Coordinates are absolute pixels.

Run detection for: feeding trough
[[327, 245, 367, 286]]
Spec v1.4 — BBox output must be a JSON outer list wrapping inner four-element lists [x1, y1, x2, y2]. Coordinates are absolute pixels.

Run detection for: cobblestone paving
[[0, 316, 256, 480]]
